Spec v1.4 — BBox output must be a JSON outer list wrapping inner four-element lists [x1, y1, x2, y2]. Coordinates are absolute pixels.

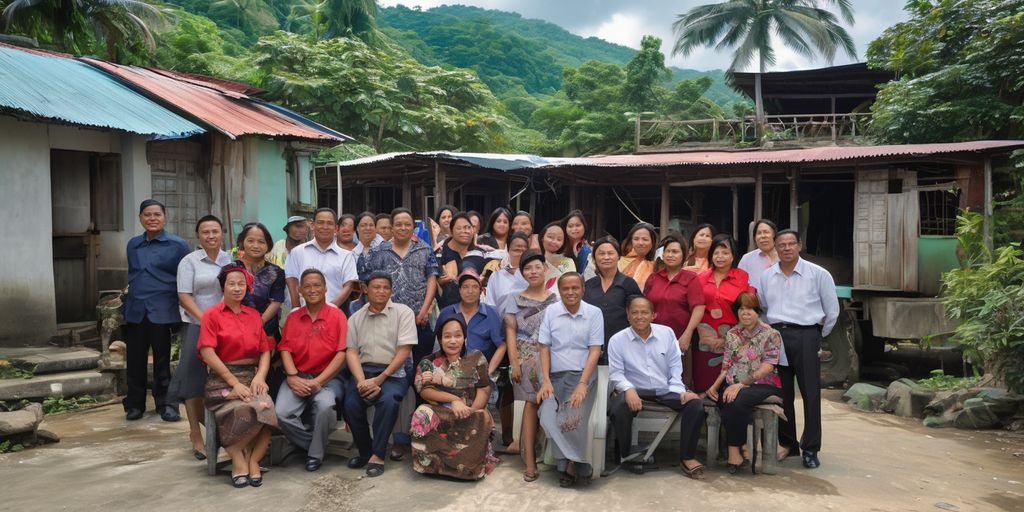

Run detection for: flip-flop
[[522, 469, 539, 482], [365, 463, 385, 478], [681, 463, 706, 480], [231, 474, 250, 488]]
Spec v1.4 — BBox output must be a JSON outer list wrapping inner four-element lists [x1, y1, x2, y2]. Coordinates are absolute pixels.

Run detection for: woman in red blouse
[[694, 235, 754, 393], [643, 235, 706, 389], [198, 262, 278, 488]]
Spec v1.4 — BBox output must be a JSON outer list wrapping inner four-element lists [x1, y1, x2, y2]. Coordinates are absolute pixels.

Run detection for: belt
[[771, 322, 820, 330]]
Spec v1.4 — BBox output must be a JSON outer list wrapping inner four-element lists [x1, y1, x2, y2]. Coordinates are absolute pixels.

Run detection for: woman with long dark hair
[[561, 210, 591, 275], [683, 223, 715, 273], [479, 207, 513, 251], [618, 222, 658, 290]]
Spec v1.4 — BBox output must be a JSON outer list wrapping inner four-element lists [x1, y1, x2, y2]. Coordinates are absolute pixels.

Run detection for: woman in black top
[[582, 236, 643, 364], [478, 207, 512, 251]]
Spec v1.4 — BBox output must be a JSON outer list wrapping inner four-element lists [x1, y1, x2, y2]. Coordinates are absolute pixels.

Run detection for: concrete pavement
[[2, 390, 1022, 511]]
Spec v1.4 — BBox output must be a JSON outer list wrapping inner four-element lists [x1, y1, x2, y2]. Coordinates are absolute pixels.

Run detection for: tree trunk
[[755, 57, 766, 142]]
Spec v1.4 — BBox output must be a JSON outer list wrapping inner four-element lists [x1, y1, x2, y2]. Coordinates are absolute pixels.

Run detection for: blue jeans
[[342, 364, 410, 460]]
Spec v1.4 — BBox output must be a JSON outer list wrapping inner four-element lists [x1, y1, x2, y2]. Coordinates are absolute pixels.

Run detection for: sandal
[[522, 468, 539, 482], [681, 463, 706, 480], [192, 449, 207, 461], [365, 463, 385, 478], [389, 448, 405, 461], [231, 474, 250, 488], [558, 472, 575, 488], [249, 475, 263, 487]]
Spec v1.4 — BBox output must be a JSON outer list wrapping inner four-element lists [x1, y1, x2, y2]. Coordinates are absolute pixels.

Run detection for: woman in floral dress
[[410, 317, 499, 480], [707, 292, 782, 475], [502, 250, 558, 482]]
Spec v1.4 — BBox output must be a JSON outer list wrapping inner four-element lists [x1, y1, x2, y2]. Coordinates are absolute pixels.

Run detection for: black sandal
[[682, 463, 706, 480], [231, 474, 250, 488], [192, 449, 207, 461], [365, 463, 385, 477], [249, 475, 263, 487], [558, 472, 575, 488]]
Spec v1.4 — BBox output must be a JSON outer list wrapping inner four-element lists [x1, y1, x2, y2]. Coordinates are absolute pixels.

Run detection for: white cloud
[[579, 12, 645, 49]]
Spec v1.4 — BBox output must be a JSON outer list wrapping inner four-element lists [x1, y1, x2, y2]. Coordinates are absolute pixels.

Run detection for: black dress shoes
[[125, 408, 144, 421], [802, 451, 820, 469], [159, 405, 181, 422], [306, 457, 323, 472]]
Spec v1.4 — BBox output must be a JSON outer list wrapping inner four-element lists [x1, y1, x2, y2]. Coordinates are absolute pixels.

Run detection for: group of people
[[122, 199, 838, 489]]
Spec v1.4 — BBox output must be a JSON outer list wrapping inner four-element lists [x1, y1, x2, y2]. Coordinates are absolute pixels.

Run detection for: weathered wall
[[256, 139, 288, 236], [0, 116, 58, 346]]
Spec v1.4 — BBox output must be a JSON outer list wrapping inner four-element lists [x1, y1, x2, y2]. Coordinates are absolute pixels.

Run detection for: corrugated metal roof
[[331, 151, 576, 170], [0, 45, 203, 138], [83, 58, 348, 142], [569, 141, 1024, 168], [328, 142, 1024, 172]]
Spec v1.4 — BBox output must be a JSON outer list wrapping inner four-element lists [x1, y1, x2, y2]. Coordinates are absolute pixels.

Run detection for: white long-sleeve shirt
[[607, 323, 686, 396]]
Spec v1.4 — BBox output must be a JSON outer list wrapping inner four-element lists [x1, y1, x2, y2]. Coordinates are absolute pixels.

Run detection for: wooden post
[[336, 164, 342, 214], [505, 178, 512, 207], [434, 160, 447, 208], [789, 170, 799, 231], [752, 172, 763, 251], [660, 182, 671, 238], [731, 184, 739, 238], [635, 113, 642, 153], [569, 186, 578, 211], [401, 174, 411, 210], [984, 158, 993, 250]]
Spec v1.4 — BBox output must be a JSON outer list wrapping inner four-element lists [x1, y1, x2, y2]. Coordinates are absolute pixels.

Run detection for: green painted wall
[[918, 236, 960, 296], [256, 139, 288, 235]]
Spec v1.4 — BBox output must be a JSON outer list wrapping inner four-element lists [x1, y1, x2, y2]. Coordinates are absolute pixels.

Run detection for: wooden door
[[854, 169, 919, 291]]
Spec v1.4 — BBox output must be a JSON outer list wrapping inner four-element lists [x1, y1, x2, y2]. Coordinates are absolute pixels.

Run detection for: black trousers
[[609, 390, 705, 461], [716, 384, 783, 447], [778, 326, 823, 453], [123, 316, 175, 411]]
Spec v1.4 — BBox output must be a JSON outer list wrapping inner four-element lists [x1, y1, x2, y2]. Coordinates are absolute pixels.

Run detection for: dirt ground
[[2, 390, 1022, 512]]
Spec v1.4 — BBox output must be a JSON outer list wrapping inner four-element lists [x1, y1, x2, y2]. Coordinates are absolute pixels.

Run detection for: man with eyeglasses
[[754, 229, 838, 470]]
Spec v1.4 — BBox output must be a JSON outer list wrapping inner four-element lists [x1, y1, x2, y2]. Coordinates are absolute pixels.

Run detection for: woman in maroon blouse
[[198, 262, 278, 488], [644, 235, 706, 389]]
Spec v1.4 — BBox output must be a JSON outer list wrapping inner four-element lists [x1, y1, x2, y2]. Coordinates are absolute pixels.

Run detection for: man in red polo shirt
[[276, 269, 348, 472]]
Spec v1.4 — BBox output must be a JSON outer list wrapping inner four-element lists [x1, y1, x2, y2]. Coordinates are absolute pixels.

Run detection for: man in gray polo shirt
[[341, 272, 418, 478]]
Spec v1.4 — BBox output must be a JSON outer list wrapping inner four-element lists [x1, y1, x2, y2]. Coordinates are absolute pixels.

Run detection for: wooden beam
[[789, 169, 799, 230], [660, 182, 670, 238], [434, 160, 447, 208], [984, 158, 993, 250], [732, 184, 739, 238], [752, 172, 763, 251], [401, 173, 411, 211], [336, 163, 342, 214]]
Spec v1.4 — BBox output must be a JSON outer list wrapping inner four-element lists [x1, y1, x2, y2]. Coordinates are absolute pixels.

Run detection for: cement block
[[0, 370, 114, 401]]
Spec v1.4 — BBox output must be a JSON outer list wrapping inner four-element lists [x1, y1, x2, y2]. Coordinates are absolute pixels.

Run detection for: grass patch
[[0, 359, 35, 380], [42, 395, 97, 415], [916, 369, 978, 391]]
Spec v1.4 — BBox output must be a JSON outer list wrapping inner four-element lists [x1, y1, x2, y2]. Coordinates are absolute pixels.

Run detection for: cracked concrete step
[[0, 347, 100, 375], [0, 370, 114, 401]]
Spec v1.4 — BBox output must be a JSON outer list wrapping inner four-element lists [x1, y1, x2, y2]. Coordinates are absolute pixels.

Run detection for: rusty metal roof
[[566, 141, 1024, 168], [0, 44, 203, 138], [82, 58, 350, 142]]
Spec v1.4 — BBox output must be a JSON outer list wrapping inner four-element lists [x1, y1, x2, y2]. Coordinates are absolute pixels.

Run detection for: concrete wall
[[0, 116, 58, 346]]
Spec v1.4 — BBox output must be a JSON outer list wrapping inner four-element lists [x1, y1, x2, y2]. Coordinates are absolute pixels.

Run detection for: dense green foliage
[[867, 0, 1024, 143], [378, 4, 744, 104], [0, 0, 166, 61], [942, 211, 1024, 394]]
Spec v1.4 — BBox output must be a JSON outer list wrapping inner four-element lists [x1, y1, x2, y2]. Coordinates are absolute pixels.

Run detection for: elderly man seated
[[607, 296, 708, 479], [275, 269, 348, 472], [341, 272, 418, 477]]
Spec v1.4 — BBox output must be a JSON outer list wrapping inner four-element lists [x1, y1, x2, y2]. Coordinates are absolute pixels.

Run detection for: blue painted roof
[[0, 46, 204, 138]]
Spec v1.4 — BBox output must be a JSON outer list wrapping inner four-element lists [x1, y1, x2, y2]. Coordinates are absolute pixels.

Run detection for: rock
[[884, 378, 935, 418], [35, 428, 60, 443], [923, 415, 952, 428], [0, 402, 43, 435], [843, 382, 888, 412]]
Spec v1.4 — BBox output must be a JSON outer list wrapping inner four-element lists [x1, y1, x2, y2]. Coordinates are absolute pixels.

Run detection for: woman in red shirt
[[643, 234, 706, 389], [695, 235, 754, 393], [198, 262, 278, 488]]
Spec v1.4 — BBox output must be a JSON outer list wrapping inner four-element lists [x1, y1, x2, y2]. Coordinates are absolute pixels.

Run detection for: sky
[[377, 0, 910, 71]]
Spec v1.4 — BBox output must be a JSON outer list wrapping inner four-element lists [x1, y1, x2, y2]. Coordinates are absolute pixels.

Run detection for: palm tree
[[321, 0, 376, 42], [671, 0, 857, 134], [209, 0, 277, 37], [2, 0, 163, 61]]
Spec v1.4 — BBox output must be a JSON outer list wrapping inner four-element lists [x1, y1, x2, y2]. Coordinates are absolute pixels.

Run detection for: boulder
[[952, 397, 1003, 429], [923, 415, 953, 428], [842, 382, 887, 412], [35, 428, 60, 443], [884, 378, 935, 418], [0, 402, 43, 435]]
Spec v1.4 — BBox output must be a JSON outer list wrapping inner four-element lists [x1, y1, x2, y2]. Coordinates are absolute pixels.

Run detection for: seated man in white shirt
[[608, 295, 707, 480]]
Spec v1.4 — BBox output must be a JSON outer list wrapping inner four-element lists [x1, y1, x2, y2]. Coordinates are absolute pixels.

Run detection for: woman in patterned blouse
[[707, 291, 782, 474]]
